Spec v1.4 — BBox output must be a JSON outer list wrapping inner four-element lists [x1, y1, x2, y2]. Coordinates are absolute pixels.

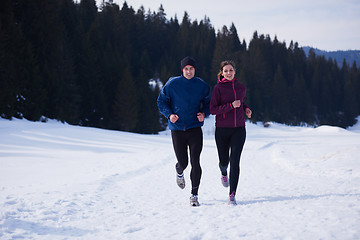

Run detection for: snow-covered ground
[[1, 116, 359, 239]]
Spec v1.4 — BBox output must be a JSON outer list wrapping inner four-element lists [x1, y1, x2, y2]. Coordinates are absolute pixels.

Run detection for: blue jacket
[[157, 75, 211, 131]]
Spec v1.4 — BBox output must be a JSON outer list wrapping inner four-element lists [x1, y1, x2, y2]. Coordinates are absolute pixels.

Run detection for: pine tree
[[78, 0, 98, 33], [343, 62, 359, 127], [111, 68, 138, 131], [211, 26, 233, 86], [0, 0, 18, 119], [272, 64, 289, 123], [175, 12, 193, 60], [133, 50, 160, 133], [77, 23, 106, 127]]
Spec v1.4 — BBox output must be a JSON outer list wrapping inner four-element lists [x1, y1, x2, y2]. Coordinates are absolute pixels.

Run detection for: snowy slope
[[1, 116, 359, 239]]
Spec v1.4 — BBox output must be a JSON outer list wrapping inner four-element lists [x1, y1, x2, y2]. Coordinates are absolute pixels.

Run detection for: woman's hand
[[245, 108, 252, 118], [232, 100, 241, 108]]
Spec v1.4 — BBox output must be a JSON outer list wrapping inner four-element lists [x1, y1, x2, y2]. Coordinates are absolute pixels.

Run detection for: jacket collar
[[218, 76, 236, 83]]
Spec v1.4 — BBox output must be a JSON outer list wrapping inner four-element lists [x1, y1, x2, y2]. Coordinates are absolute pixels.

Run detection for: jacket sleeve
[[242, 102, 250, 110], [157, 86, 172, 119], [210, 86, 233, 115], [201, 85, 211, 117]]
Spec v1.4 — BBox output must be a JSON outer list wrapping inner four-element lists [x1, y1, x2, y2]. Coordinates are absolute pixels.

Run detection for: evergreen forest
[[1, 0, 359, 133]]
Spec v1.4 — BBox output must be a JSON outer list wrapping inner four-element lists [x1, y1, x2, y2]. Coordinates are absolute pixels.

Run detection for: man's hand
[[169, 114, 179, 123], [197, 112, 205, 122]]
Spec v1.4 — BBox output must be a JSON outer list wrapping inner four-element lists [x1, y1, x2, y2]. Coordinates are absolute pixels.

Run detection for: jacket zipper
[[232, 81, 237, 127]]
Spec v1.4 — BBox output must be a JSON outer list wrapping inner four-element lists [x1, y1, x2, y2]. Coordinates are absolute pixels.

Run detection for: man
[[157, 56, 211, 206]]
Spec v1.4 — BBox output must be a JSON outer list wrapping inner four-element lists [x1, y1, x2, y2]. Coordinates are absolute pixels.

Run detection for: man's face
[[182, 65, 195, 79]]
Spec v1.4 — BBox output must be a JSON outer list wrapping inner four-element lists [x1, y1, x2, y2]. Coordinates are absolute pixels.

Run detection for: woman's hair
[[217, 60, 236, 79]]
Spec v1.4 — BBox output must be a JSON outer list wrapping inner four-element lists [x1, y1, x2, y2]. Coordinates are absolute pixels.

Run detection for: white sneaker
[[190, 194, 200, 206], [229, 191, 237, 205], [221, 175, 229, 187], [176, 174, 185, 189]]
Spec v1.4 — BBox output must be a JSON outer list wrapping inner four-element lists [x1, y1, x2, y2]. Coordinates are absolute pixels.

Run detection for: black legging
[[171, 127, 203, 195], [215, 127, 246, 195]]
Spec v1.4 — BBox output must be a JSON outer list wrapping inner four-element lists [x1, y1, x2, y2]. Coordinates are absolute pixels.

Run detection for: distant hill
[[302, 46, 360, 68]]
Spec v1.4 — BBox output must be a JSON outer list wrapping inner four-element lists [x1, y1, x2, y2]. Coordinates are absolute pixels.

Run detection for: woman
[[210, 60, 252, 205]]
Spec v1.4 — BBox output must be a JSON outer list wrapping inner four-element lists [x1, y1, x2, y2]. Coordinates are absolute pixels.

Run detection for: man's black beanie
[[180, 56, 196, 71]]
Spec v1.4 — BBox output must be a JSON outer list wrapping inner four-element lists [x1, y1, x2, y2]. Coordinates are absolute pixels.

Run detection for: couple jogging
[[157, 57, 252, 206]]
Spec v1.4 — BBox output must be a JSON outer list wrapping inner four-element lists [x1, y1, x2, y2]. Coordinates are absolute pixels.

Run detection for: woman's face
[[222, 64, 235, 81], [182, 65, 195, 79]]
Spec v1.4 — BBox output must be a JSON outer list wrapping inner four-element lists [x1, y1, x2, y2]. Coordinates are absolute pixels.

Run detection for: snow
[[1, 116, 360, 240]]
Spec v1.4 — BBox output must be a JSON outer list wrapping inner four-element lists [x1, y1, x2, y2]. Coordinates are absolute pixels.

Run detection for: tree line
[[1, 0, 359, 133]]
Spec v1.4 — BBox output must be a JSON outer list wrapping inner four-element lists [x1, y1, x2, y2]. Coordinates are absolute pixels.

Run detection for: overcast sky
[[97, 0, 360, 51]]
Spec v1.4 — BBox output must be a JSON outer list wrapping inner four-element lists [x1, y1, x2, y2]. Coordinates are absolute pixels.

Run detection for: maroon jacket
[[210, 78, 249, 128]]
